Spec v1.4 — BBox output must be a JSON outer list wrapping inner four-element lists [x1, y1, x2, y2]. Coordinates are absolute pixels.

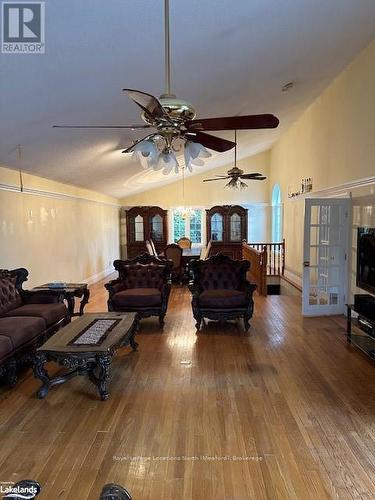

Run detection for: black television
[[356, 227, 375, 294]]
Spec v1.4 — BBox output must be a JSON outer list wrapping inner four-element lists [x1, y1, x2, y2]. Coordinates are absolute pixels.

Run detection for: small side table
[[32, 283, 90, 317]]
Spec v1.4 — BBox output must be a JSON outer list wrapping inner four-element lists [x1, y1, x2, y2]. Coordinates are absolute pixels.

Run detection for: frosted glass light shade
[[184, 141, 212, 170], [156, 151, 179, 175], [132, 140, 159, 168]]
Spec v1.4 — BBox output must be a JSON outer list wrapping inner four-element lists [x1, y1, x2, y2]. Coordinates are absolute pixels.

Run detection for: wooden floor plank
[[0, 278, 374, 499]]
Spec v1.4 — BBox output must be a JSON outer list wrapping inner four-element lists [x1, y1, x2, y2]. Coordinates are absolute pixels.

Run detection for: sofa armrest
[[188, 280, 203, 296], [239, 280, 257, 299], [105, 279, 126, 298], [21, 289, 65, 304]]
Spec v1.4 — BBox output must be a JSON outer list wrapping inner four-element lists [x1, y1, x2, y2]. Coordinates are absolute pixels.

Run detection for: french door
[[302, 198, 350, 316]]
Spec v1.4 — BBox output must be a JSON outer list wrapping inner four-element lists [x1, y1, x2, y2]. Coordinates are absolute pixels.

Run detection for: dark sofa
[[0, 268, 69, 385]]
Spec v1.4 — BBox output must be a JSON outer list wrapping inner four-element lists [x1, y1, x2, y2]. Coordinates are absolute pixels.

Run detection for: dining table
[[181, 247, 204, 280]]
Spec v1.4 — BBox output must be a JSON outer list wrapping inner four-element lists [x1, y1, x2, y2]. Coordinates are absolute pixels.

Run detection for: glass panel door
[[211, 213, 223, 241], [151, 214, 163, 242], [302, 198, 350, 316], [230, 213, 241, 241], [134, 215, 144, 242]]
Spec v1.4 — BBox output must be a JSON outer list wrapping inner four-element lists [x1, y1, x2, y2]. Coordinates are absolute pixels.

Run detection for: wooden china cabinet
[[125, 206, 168, 258], [206, 205, 248, 259]]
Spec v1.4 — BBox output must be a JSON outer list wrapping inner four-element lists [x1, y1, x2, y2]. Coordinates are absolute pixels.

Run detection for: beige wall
[[0, 165, 120, 288], [270, 40, 375, 282]]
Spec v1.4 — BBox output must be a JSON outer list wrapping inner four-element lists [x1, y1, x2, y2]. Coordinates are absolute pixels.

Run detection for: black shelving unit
[[346, 304, 375, 361]]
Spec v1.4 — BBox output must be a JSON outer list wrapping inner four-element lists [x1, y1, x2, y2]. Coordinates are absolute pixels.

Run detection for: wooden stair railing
[[248, 239, 285, 276], [242, 242, 267, 296]]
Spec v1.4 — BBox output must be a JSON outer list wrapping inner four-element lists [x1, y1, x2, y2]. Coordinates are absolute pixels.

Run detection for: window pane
[[173, 212, 186, 242], [151, 214, 163, 242], [230, 213, 241, 241], [211, 213, 223, 241], [135, 215, 144, 241], [190, 210, 202, 243]]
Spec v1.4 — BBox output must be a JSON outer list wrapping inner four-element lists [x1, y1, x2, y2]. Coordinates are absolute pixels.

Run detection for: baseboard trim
[[85, 267, 114, 285], [283, 269, 303, 291]]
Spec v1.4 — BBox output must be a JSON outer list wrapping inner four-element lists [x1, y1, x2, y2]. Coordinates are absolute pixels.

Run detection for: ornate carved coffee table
[[33, 312, 138, 401]]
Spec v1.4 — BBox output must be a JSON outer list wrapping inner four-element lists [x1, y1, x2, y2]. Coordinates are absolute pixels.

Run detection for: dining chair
[[145, 240, 154, 256], [150, 239, 158, 256], [164, 243, 183, 282], [177, 237, 192, 249]]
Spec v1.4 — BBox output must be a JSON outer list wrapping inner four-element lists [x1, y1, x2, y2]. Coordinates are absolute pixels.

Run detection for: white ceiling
[[1, 0, 375, 199]]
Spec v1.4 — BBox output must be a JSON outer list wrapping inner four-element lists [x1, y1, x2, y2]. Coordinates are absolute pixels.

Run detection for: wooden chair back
[[177, 237, 192, 249]]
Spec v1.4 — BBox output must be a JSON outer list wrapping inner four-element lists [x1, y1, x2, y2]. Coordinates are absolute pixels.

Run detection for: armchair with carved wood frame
[[188, 254, 256, 331], [105, 254, 173, 326]]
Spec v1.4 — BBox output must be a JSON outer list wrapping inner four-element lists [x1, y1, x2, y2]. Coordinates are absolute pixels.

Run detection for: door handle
[[303, 261, 310, 267]]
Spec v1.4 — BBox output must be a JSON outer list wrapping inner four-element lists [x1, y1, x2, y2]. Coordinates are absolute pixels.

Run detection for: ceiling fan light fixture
[[225, 178, 248, 190], [158, 149, 179, 174], [184, 140, 211, 170], [190, 156, 204, 167], [132, 139, 159, 168]]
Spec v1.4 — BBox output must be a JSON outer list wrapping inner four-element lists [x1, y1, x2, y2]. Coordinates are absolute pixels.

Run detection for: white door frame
[[302, 197, 351, 316]]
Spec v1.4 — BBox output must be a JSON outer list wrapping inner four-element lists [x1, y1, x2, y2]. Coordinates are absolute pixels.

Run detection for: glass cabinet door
[[230, 213, 242, 241], [211, 213, 223, 241], [134, 214, 144, 241], [150, 214, 163, 242]]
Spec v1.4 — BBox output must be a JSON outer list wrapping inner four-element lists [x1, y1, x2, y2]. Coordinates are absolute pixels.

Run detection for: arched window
[[272, 184, 282, 242]]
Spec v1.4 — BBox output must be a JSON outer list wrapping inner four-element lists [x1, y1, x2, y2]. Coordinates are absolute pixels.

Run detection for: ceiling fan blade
[[52, 125, 151, 129], [122, 133, 158, 153], [203, 177, 230, 182], [240, 173, 264, 179], [123, 88, 168, 121], [186, 131, 235, 152], [241, 176, 267, 181], [186, 114, 279, 131]]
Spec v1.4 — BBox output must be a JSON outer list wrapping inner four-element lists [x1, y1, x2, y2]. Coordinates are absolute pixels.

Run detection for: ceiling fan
[[203, 131, 266, 189], [53, 0, 279, 175]]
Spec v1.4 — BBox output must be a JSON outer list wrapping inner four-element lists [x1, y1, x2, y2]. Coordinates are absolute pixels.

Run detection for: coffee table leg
[[96, 354, 111, 401], [33, 352, 50, 399], [129, 332, 138, 351]]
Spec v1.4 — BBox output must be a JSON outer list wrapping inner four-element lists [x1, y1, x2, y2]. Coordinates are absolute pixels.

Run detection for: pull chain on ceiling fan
[[53, 0, 279, 176], [203, 130, 267, 189]]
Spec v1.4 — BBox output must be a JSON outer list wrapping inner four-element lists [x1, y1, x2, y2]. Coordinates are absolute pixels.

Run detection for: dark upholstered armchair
[[189, 254, 257, 331], [105, 254, 173, 326]]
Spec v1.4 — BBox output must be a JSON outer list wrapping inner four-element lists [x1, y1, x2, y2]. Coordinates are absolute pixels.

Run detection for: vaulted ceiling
[[1, 0, 375, 198]]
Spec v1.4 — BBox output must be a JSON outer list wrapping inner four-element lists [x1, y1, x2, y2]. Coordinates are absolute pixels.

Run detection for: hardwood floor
[[1, 279, 374, 499]]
